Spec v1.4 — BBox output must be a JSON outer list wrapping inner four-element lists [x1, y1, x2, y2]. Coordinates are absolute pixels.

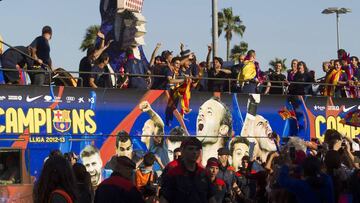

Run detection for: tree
[[230, 41, 248, 62], [80, 25, 100, 52], [269, 57, 288, 72], [218, 8, 246, 61]]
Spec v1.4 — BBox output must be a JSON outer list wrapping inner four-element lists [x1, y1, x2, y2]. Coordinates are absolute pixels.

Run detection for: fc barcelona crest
[[53, 110, 71, 132]]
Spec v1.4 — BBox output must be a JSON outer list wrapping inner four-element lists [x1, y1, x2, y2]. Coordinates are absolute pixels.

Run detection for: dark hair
[[171, 57, 181, 64], [34, 156, 77, 203], [86, 45, 96, 57], [246, 50, 255, 57], [199, 61, 207, 67], [230, 137, 249, 155], [49, 149, 62, 158], [174, 147, 181, 154], [64, 152, 77, 163], [155, 55, 162, 61], [297, 61, 308, 72], [168, 126, 187, 143], [351, 56, 359, 62], [242, 155, 250, 162], [337, 49, 346, 57], [181, 137, 202, 150], [73, 163, 93, 199], [143, 152, 156, 167], [291, 59, 298, 65], [96, 52, 109, 64], [116, 130, 131, 149], [214, 57, 223, 66], [324, 129, 342, 149], [42, 25, 52, 35]]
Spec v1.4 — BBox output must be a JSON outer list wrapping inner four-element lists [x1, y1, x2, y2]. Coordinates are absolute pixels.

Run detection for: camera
[[341, 140, 346, 148], [317, 145, 323, 150]]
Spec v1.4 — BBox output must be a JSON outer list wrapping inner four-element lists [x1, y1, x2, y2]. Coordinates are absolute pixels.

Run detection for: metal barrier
[[0, 67, 359, 96]]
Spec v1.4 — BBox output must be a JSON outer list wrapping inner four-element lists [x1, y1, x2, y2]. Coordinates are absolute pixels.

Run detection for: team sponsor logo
[[313, 105, 325, 111], [343, 105, 356, 113], [26, 95, 43, 103], [0, 96, 6, 101], [88, 97, 95, 104], [327, 106, 340, 111], [43, 95, 62, 103], [8, 95, 22, 101], [78, 97, 85, 103], [66, 96, 76, 103]]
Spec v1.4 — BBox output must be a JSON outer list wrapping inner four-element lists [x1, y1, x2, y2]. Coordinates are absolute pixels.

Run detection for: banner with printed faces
[[0, 85, 358, 183]]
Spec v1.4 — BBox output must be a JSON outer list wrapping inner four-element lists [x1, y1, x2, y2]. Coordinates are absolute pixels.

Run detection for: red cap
[[206, 157, 219, 168]]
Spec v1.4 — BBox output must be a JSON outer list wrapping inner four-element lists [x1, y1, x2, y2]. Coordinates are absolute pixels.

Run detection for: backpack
[[50, 189, 73, 203], [138, 171, 157, 198]]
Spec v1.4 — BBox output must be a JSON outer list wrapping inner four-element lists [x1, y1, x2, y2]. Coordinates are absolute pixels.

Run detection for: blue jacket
[[278, 165, 335, 203]]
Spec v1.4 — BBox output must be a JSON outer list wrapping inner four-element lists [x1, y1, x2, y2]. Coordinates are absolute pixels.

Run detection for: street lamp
[[322, 7, 351, 51]]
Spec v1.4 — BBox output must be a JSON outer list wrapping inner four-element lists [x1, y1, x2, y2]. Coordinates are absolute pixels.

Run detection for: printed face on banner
[[232, 142, 249, 170], [141, 119, 155, 143], [82, 153, 103, 187], [254, 115, 275, 151], [197, 99, 228, 144], [117, 139, 133, 158]]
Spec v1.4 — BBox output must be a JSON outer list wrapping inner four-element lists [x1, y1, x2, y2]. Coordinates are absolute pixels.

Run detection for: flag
[[340, 109, 360, 127], [165, 81, 192, 125], [278, 107, 296, 120]]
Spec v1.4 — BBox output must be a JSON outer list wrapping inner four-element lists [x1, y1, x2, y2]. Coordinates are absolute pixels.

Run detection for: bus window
[[0, 149, 21, 184]]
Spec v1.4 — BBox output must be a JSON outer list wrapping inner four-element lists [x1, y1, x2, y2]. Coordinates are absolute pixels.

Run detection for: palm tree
[[80, 25, 100, 52], [269, 57, 288, 72], [218, 8, 246, 61], [230, 41, 248, 62]]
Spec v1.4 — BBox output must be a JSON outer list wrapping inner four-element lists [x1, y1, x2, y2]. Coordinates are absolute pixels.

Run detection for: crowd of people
[[33, 129, 360, 203], [1, 26, 360, 98]]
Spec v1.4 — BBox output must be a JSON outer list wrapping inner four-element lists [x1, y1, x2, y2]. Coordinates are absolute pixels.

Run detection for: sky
[[1, 0, 359, 78]]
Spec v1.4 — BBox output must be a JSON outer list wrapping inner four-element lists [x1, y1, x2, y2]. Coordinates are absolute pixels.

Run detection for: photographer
[[135, 152, 159, 200]]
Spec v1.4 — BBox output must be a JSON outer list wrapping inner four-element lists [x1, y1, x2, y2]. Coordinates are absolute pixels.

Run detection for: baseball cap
[[180, 49, 194, 60], [217, 147, 231, 156], [180, 137, 202, 150], [109, 156, 136, 172]]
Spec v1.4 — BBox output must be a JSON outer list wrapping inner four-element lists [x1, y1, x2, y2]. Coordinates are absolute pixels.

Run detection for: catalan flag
[[177, 81, 191, 116], [278, 107, 296, 120], [165, 81, 192, 125]]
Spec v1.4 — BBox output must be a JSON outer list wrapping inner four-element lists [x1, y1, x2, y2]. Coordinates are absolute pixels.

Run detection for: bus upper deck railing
[[0, 67, 359, 95]]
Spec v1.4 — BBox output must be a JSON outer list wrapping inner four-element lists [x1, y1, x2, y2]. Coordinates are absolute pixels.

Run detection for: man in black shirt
[[29, 25, 53, 85], [160, 137, 216, 203], [78, 46, 96, 87], [0, 46, 34, 84], [78, 31, 112, 87], [95, 156, 145, 203], [89, 52, 112, 88], [264, 62, 286, 95]]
